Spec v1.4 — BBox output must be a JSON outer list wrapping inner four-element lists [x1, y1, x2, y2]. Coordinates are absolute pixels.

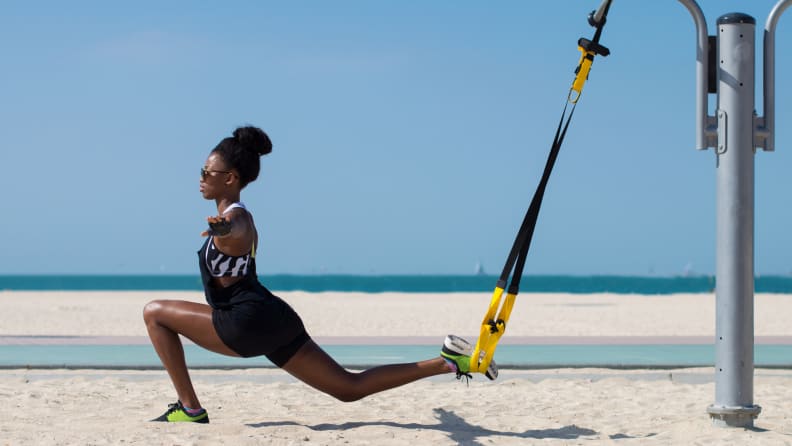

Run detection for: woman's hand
[[201, 215, 233, 237]]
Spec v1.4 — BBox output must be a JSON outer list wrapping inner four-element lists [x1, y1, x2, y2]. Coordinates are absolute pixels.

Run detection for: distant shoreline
[[2, 273, 780, 294]]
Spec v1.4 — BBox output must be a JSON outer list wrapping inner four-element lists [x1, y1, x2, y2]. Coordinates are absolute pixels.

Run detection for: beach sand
[[4, 290, 792, 337], [3, 367, 792, 445], [2, 290, 792, 445]]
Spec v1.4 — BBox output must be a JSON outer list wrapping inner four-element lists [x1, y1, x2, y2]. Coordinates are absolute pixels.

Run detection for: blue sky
[[1, 1, 791, 276]]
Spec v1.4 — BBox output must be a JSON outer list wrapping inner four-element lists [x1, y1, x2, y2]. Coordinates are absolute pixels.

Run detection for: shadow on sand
[[247, 407, 656, 444]]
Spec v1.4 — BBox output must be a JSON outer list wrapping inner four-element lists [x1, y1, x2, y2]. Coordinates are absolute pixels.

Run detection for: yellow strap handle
[[471, 287, 517, 373], [568, 47, 595, 103]]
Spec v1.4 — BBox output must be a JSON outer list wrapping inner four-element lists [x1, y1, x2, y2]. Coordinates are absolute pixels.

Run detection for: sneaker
[[440, 334, 498, 381], [151, 401, 209, 423]]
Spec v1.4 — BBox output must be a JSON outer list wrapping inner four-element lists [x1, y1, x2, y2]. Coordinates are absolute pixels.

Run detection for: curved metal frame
[[677, 0, 715, 149], [762, 0, 792, 151]]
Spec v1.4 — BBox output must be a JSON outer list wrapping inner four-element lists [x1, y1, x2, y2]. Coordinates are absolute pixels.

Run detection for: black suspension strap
[[470, 0, 613, 374]]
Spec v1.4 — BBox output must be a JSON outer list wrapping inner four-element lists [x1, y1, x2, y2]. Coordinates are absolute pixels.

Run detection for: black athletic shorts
[[210, 280, 310, 367]]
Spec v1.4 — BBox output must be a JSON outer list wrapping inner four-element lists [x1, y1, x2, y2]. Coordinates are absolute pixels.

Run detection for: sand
[[1, 290, 791, 445], [4, 290, 792, 338]]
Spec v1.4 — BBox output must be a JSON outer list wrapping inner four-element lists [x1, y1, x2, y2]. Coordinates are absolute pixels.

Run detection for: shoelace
[[165, 402, 182, 414], [455, 371, 473, 386]]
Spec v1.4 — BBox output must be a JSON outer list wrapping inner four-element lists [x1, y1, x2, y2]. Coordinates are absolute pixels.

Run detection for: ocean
[[2, 274, 792, 294]]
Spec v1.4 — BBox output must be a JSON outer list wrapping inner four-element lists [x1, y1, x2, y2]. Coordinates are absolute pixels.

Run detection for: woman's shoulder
[[226, 206, 255, 231]]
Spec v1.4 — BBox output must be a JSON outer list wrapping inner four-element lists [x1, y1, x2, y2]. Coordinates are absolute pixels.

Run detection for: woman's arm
[[200, 209, 254, 257]]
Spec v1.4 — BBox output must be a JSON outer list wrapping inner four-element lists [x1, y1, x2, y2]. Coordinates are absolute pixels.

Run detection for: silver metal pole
[[705, 13, 761, 428], [677, 0, 792, 428]]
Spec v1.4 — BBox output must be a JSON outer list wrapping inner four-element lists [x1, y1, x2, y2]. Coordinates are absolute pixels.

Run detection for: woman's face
[[199, 152, 233, 200]]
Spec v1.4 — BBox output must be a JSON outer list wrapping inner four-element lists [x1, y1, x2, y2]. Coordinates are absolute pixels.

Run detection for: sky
[[1, 0, 792, 276]]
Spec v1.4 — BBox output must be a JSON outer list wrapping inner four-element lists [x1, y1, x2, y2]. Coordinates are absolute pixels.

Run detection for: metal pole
[[678, 0, 792, 428], [705, 13, 761, 428]]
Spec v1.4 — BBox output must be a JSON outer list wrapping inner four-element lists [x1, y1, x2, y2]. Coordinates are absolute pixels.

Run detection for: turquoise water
[[2, 344, 792, 369], [4, 274, 790, 294]]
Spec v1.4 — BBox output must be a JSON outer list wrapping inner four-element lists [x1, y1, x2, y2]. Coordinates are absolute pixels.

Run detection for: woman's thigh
[[144, 299, 239, 357]]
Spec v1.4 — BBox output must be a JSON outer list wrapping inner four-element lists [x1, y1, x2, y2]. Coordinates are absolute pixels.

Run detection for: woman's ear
[[225, 171, 239, 186]]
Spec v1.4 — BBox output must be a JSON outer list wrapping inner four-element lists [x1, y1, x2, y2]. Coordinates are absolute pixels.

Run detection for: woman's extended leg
[[143, 299, 239, 409], [281, 339, 452, 402]]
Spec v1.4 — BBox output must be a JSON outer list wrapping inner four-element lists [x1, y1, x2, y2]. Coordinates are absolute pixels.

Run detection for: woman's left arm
[[201, 210, 253, 256]]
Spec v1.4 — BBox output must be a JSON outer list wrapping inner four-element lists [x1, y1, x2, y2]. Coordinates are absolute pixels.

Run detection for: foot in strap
[[440, 334, 498, 381], [151, 401, 209, 423]]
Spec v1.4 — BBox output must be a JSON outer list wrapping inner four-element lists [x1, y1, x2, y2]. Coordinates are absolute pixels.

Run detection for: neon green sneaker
[[151, 401, 209, 423], [440, 334, 498, 381]]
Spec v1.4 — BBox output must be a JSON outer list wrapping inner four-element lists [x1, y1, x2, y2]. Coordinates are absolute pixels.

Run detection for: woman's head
[[211, 126, 272, 188], [200, 126, 272, 198]]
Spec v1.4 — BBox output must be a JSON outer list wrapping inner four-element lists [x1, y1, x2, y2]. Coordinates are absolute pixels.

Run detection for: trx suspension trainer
[[470, 0, 614, 374]]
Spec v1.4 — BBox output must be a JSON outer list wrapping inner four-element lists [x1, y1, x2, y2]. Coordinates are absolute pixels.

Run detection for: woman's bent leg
[[143, 299, 239, 409], [281, 340, 452, 402]]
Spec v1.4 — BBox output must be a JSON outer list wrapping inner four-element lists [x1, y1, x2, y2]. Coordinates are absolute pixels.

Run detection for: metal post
[[678, 0, 792, 428], [705, 13, 762, 428]]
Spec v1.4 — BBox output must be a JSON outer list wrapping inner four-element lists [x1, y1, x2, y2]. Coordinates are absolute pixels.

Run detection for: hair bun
[[233, 126, 272, 156]]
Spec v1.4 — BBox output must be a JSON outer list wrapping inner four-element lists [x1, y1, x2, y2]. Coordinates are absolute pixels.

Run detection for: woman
[[143, 126, 497, 423]]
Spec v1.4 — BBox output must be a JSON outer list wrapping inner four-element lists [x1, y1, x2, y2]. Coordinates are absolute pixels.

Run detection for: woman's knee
[[143, 300, 167, 325], [334, 389, 364, 403], [282, 342, 368, 402], [323, 374, 366, 402]]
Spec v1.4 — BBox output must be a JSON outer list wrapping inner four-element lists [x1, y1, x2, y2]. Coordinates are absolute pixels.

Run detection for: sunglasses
[[201, 167, 232, 179]]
